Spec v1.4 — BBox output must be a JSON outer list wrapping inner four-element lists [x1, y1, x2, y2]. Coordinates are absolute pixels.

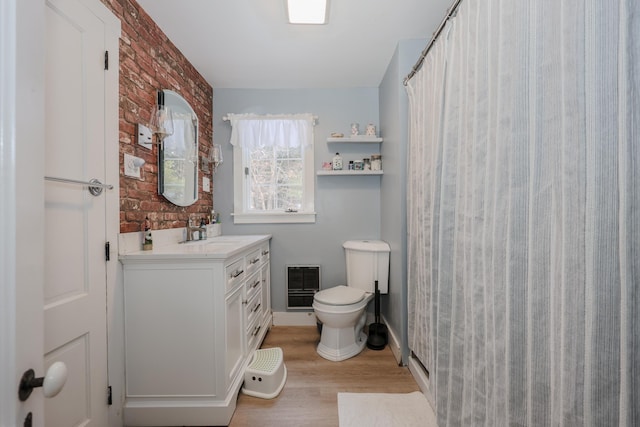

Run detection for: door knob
[[18, 361, 68, 401]]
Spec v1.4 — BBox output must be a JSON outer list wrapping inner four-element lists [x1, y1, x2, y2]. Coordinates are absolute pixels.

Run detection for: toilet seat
[[314, 285, 365, 306]]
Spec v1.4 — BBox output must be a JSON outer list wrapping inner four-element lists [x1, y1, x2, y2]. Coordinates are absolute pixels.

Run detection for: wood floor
[[228, 326, 420, 427]]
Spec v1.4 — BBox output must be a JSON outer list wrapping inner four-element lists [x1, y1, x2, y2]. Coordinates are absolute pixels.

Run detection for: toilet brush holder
[[367, 280, 388, 350]]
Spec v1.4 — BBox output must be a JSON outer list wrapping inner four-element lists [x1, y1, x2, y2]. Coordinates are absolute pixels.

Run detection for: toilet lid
[[314, 285, 365, 305]]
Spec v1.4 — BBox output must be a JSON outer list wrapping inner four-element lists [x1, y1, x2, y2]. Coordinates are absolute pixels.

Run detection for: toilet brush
[[367, 280, 388, 350]]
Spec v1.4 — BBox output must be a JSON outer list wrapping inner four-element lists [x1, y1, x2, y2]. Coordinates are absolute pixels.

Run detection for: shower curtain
[[406, 0, 639, 425]]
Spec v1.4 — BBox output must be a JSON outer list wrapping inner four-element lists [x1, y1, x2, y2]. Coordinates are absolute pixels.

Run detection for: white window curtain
[[227, 113, 317, 224], [226, 113, 315, 149], [406, 0, 639, 425]]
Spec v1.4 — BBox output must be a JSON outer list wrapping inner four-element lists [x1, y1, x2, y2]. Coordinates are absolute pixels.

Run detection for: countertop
[[118, 234, 271, 262]]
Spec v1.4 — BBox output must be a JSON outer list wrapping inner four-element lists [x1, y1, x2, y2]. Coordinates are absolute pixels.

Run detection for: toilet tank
[[343, 240, 390, 294]]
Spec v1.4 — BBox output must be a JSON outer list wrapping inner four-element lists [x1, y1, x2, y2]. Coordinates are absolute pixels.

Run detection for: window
[[228, 113, 316, 224]]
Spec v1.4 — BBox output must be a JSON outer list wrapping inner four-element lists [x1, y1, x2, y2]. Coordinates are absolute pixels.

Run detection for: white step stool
[[241, 347, 287, 399]]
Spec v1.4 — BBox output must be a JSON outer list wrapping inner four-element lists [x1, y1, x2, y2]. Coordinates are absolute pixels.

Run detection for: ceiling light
[[287, 0, 328, 25]]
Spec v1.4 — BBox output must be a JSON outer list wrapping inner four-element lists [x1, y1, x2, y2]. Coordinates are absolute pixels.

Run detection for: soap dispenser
[[332, 153, 343, 170]]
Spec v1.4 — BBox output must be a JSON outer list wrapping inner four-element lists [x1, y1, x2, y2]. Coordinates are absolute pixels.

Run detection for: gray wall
[[379, 39, 426, 364], [212, 88, 381, 312]]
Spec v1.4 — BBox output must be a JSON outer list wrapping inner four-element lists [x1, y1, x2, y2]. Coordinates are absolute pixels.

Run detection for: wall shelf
[[326, 136, 383, 143], [317, 170, 383, 176], [321, 135, 383, 176]]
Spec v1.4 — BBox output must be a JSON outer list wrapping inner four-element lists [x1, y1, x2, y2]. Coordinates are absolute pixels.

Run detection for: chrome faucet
[[186, 216, 207, 241]]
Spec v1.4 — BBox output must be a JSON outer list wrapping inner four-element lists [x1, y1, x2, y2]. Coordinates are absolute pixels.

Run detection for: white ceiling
[[136, 0, 452, 89]]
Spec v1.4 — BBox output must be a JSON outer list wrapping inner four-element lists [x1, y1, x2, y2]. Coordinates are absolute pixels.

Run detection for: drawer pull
[[250, 257, 260, 265], [230, 269, 244, 278], [261, 250, 269, 256], [252, 303, 261, 313], [252, 280, 260, 289], [252, 325, 261, 336]]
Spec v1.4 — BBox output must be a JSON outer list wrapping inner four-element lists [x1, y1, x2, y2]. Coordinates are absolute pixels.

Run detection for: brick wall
[[100, 0, 214, 233]]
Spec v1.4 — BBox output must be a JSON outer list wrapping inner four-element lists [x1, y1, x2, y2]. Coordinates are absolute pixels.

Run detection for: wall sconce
[[149, 91, 174, 144], [138, 91, 174, 148], [203, 144, 223, 174]]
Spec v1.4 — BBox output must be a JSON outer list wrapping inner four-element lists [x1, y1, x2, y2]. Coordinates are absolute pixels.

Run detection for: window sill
[[232, 212, 316, 224]]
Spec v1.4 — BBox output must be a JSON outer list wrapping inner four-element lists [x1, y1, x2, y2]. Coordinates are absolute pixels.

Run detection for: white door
[[2, 0, 46, 425], [44, 0, 110, 424]]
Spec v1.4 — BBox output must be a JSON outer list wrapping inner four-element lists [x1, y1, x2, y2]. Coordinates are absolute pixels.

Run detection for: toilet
[[313, 240, 390, 361]]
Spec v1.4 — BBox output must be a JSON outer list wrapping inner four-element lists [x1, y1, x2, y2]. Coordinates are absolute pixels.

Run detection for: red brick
[[100, 0, 213, 233]]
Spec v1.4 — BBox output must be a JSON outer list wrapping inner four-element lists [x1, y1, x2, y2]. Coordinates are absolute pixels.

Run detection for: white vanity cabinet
[[119, 235, 272, 426]]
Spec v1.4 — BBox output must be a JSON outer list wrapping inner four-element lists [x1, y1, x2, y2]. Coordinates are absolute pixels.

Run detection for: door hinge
[[107, 385, 112, 405], [105, 241, 110, 261], [244, 167, 249, 176], [104, 51, 109, 70]]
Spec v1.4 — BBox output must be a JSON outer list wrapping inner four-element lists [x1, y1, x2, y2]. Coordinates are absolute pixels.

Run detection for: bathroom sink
[[208, 236, 252, 243], [206, 241, 241, 246], [178, 239, 206, 245], [173, 238, 249, 256], [177, 235, 252, 246], [179, 237, 248, 245], [165, 240, 243, 256]]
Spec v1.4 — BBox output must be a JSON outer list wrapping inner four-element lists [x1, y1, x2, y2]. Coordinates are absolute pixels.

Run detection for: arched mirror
[[158, 90, 199, 206]]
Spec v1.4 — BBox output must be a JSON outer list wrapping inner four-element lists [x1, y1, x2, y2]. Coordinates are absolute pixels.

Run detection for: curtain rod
[[223, 114, 318, 123], [403, 0, 463, 86], [222, 113, 318, 126]]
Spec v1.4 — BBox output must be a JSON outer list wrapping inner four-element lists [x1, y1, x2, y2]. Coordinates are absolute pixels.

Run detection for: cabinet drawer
[[225, 258, 245, 292], [245, 271, 262, 302], [246, 313, 263, 352], [261, 265, 270, 323], [245, 248, 262, 275], [246, 289, 263, 331], [260, 244, 270, 264]]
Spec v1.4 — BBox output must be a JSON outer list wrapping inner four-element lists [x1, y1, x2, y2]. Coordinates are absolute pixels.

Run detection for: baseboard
[[380, 314, 402, 365], [272, 311, 317, 326]]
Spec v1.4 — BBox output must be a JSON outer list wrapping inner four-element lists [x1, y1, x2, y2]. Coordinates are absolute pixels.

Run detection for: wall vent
[[286, 265, 320, 309]]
